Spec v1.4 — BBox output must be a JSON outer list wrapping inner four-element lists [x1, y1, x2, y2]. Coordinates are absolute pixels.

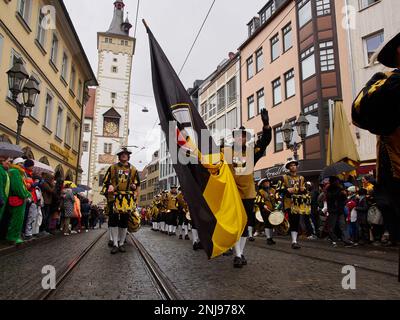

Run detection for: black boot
[[267, 238, 276, 245], [179, 235, 183, 240], [185, 235, 190, 240], [233, 256, 243, 268], [111, 246, 119, 254], [241, 255, 247, 266]]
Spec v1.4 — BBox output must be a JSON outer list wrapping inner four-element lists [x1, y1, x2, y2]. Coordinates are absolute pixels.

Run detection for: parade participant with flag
[[144, 20, 247, 259], [102, 147, 140, 254], [222, 115, 272, 268]]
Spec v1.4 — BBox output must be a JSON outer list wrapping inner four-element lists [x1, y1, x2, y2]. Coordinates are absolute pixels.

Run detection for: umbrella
[[77, 184, 91, 191], [72, 187, 86, 194], [0, 142, 23, 158], [64, 181, 77, 188], [322, 162, 356, 179], [32, 160, 54, 176]]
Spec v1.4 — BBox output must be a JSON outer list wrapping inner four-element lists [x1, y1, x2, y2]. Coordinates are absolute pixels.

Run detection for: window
[[359, 0, 379, 10], [283, 23, 293, 52], [113, 58, 118, 62], [216, 116, 226, 137], [364, 31, 384, 64], [274, 126, 284, 152], [111, 92, 117, 99], [18, 0, 31, 23], [36, 11, 46, 47], [320, 41, 335, 71], [50, 34, 58, 64], [272, 78, 282, 106], [227, 77, 237, 104], [208, 95, 216, 118], [29, 74, 41, 119], [248, 23, 255, 37], [256, 48, 264, 73], [84, 123, 90, 132], [298, 0, 312, 28], [217, 87, 226, 113], [257, 89, 265, 114], [316, 0, 331, 16], [124, 40, 129, 46], [61, 52, 68, 80], [0, 34, 3, 67], [82, 141, 89, 152], [56, 106, 63, 138], [248, 95, 255, 119], [271, 34, 280, 61], [208, 121, 216, 137], [226, 108, 237, 131], [260, 2, 275, 24], [112, 66, 118, 73], [44, 94, 53, 130], [301, 47, 316, 80], [285, 69, 295, 98], [77, 80, 83, 102], [73, 124, 79, 151], [201, 102, 208, 121], [304, 103, 319, 137], [247, 56, 254, 79], [65, 117, 71, 145], [70, 66, 76, 92], [104, 143, 112, 154]]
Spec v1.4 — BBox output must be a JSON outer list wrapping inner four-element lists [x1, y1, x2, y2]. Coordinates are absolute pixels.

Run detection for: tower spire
[[106, 0, 131, 36]]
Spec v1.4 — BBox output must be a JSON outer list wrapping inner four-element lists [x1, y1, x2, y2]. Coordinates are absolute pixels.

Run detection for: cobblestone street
[[1, 226, 399, 300]]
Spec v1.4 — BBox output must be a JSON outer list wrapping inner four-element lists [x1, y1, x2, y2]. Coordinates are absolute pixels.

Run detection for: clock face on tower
[[104, 118, 119, 137]]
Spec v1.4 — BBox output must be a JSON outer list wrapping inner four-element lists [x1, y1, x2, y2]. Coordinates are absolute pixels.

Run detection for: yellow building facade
[[0, 0, 97, 182]]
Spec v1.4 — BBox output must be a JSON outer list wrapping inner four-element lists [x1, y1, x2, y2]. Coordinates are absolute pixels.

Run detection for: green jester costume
[[7, 165, 31, 243]]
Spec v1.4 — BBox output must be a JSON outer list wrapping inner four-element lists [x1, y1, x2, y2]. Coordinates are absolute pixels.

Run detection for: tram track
[[38, 230, 107, 300], [128, 233, 182, 300], [35, 229, 181, 300], [251, 239, 398, 279]]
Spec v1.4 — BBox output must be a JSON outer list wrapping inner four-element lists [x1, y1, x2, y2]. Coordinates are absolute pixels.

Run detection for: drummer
[[255, 177, 277, 245]]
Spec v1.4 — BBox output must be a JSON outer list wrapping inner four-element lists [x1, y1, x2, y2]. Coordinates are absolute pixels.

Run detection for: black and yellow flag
[[145, 22, 246, 259]]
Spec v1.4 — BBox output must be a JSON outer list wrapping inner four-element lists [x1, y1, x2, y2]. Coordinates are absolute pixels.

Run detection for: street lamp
[[281, 112, 309, 161], [7, 58, 40, 145]]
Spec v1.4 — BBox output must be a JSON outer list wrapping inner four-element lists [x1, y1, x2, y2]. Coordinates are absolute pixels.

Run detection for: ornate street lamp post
[[281, 112, 309, 161], [7, 58, 40, 145]]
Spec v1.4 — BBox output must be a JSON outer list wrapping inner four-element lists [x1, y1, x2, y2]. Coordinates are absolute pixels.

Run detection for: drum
[[255, 208, 264, 223], [275, 218, 290, 236], [268, 210, 285, 226], [128, 209, 141, 233]]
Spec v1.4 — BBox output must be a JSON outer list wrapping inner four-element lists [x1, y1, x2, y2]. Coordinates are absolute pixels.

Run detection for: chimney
[[228, 52, 236, 60]]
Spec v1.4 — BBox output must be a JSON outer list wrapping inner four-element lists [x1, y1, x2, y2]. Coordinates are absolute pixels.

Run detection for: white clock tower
[[88, 0, 135, 204]]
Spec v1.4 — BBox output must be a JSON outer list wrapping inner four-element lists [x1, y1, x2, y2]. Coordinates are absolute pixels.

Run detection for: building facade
[[240, 0, 347, 179], [199, 53, 241, 146], [138, 150, 160, 208], [88, 0, 135, 204], [335, 0, 398, 164], [80, 88, 96, 187], [0, 0, 96, 182]]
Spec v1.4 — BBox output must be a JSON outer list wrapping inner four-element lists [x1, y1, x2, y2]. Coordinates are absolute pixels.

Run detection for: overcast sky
[[64, 0, 267, 170]]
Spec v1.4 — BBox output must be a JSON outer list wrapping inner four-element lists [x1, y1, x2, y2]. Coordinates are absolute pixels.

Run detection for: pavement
[[1, 226, 399, 300]]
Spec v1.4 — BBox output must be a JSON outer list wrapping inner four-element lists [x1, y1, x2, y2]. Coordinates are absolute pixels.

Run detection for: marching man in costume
[[255, 177, 277, 245], [102, 147, 140, 254], [281, 160, 308, 249], [164, 185, 179, 236], [176, 187, 190, 240], [223, 109, 272, 268]]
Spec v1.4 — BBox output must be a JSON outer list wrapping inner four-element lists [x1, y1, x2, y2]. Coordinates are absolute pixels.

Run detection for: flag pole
[[142, 19, 149, 30]]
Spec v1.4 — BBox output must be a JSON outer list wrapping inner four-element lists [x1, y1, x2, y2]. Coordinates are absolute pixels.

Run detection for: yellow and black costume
[[352, 42, 400, 245], [255, 179, 277, 244], [164, 187, 179, 236], [176, 189, 190, 240], [280, 160, 309, 248], [102, 156, 140, 252]]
